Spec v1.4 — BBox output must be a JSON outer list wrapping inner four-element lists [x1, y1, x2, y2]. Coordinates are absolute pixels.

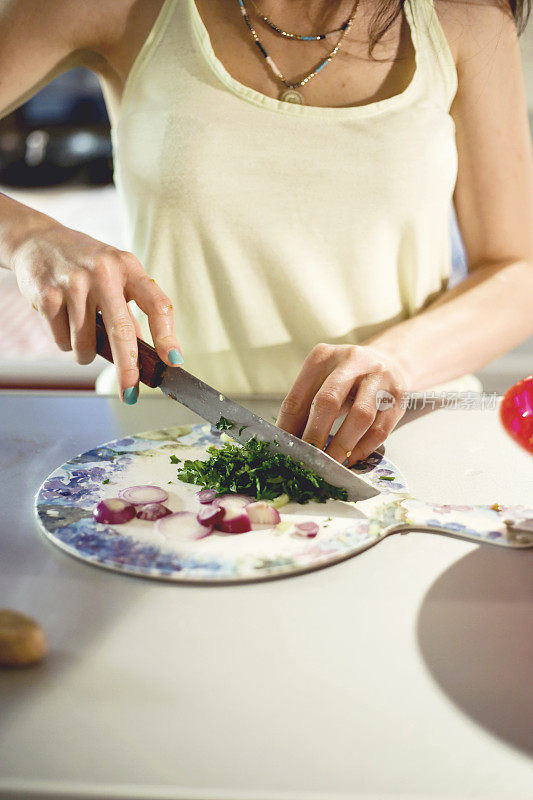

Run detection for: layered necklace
[[237, 0, 360, 104], [248, 0, 352, 40]]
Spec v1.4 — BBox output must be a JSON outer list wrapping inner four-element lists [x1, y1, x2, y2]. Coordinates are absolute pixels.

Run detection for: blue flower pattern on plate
[[35, 425, 533, 583]]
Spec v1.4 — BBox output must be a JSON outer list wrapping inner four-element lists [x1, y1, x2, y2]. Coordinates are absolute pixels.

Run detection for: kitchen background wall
[[0, 18, 532, 392]]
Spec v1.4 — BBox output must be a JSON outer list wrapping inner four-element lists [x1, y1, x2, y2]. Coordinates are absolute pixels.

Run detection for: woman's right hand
[[11, 222, 183, 403]]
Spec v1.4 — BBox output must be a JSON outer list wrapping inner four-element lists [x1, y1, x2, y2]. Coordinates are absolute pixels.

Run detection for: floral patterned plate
[[34, 424, 533, 584]]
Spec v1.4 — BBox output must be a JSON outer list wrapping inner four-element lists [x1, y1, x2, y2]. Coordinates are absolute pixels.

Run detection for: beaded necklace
[[237, 0, 360, 104], [248, 0, 351, 41]]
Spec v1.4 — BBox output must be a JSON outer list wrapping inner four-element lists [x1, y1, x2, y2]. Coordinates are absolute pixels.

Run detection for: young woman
[[0, 0, 532, 466]]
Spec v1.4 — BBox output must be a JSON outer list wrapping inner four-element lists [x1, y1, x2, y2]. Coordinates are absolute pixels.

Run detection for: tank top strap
[[406, 0, 458, 111], [117, 0, 180, 122]]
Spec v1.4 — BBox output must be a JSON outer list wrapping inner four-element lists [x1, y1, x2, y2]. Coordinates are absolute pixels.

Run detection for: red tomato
[[500, 375, 533, 455]]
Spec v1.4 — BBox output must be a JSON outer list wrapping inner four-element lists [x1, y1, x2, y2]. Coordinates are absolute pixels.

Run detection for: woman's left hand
[[276, 343, 411, 465]]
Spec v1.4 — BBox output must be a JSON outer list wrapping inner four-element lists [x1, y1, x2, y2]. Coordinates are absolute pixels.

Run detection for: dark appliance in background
[[0, 68, 112, 187]]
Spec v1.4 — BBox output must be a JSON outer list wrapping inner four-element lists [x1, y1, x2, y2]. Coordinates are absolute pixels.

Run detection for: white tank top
[[98, 0, 480, 398]]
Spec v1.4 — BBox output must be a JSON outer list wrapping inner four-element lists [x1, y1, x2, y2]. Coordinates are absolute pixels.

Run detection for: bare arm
[[0, 0, 102, 268], [364, 0, 533, 388], [0, 0, 109, 121], [276, 2, 533, 462], [0, 0, 183, 402]]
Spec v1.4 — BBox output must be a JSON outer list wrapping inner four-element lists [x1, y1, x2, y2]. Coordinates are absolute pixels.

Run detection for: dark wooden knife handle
[[95, 313, 167, 388]]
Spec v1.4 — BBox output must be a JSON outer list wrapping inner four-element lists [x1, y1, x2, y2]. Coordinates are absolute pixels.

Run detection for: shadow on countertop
[[417, 544, 533, 756]]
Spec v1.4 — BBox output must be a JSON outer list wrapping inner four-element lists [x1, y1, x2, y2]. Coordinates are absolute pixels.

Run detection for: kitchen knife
[[95, 315, 379, 502]]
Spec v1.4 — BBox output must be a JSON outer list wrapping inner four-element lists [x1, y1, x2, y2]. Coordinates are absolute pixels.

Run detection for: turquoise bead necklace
[[237, 0, 360, 104]]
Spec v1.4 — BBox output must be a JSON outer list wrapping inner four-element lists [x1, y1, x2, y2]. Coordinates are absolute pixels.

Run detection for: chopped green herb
[[238, 425, 248, 436], [167, 481, 172, 484], [379, 475, 395, 481], [215, 416, 235, 431], [102, 478, 110, 485], [176, 437, 347, 504], [169, 455, 181, 464]]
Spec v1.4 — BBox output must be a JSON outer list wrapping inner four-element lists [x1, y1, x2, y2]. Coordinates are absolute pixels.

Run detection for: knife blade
[[95, 315, 379, 502]]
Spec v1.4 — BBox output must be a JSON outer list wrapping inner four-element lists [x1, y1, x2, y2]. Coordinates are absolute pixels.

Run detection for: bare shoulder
[[78, 0, 168, 80], [4, 0, 154, 67], [76, 0, 153, 53], [434, 0, 519, 70], [65, 0, 142, 68], [0, 0, 135, 75]]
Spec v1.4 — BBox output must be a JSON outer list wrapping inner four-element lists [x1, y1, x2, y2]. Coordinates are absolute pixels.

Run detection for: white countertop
[[0, 393, 532, 800]]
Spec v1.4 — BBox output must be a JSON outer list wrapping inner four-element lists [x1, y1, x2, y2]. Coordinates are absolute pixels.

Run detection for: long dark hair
[[322, 1, 531, 55]]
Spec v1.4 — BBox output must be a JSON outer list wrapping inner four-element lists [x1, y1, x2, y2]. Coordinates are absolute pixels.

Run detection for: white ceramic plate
[[34, 423, 409, 583]]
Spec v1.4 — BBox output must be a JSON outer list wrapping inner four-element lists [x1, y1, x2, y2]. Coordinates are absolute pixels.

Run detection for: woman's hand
[[276, 343, 411, 465], [11, 222, 182, 403]]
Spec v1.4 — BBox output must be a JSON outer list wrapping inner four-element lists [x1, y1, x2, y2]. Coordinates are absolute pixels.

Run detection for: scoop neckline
[[189, 0, 423, 118]]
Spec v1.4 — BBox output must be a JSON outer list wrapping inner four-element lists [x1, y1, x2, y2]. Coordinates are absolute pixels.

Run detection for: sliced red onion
[[293, 521, 320, 539], [215, 494, 253, 510], [118, 485, 168, 506], [246, 501, 281, 529], [156, 511, 213, 541], [214, 503, 251, 534], [197, 504, 225, 528], [196, 488, 217, 505], [136, 503, 172, 521], [93, 497, 136, 525]]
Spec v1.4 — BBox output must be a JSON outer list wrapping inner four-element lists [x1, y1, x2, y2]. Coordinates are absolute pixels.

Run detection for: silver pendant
[[280, 88, 304, 105]]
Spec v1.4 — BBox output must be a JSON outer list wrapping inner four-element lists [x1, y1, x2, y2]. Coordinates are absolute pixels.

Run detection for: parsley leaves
[[215, 416, 235, 431], [176, 436, 347, 504]]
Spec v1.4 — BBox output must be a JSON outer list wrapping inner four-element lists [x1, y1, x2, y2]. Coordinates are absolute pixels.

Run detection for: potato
[[0, 609, 46, 667]]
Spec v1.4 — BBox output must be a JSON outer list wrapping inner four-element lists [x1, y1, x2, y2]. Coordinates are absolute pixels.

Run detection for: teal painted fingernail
[[169, 349, 184, 365], [123, 386, 138, 405]]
